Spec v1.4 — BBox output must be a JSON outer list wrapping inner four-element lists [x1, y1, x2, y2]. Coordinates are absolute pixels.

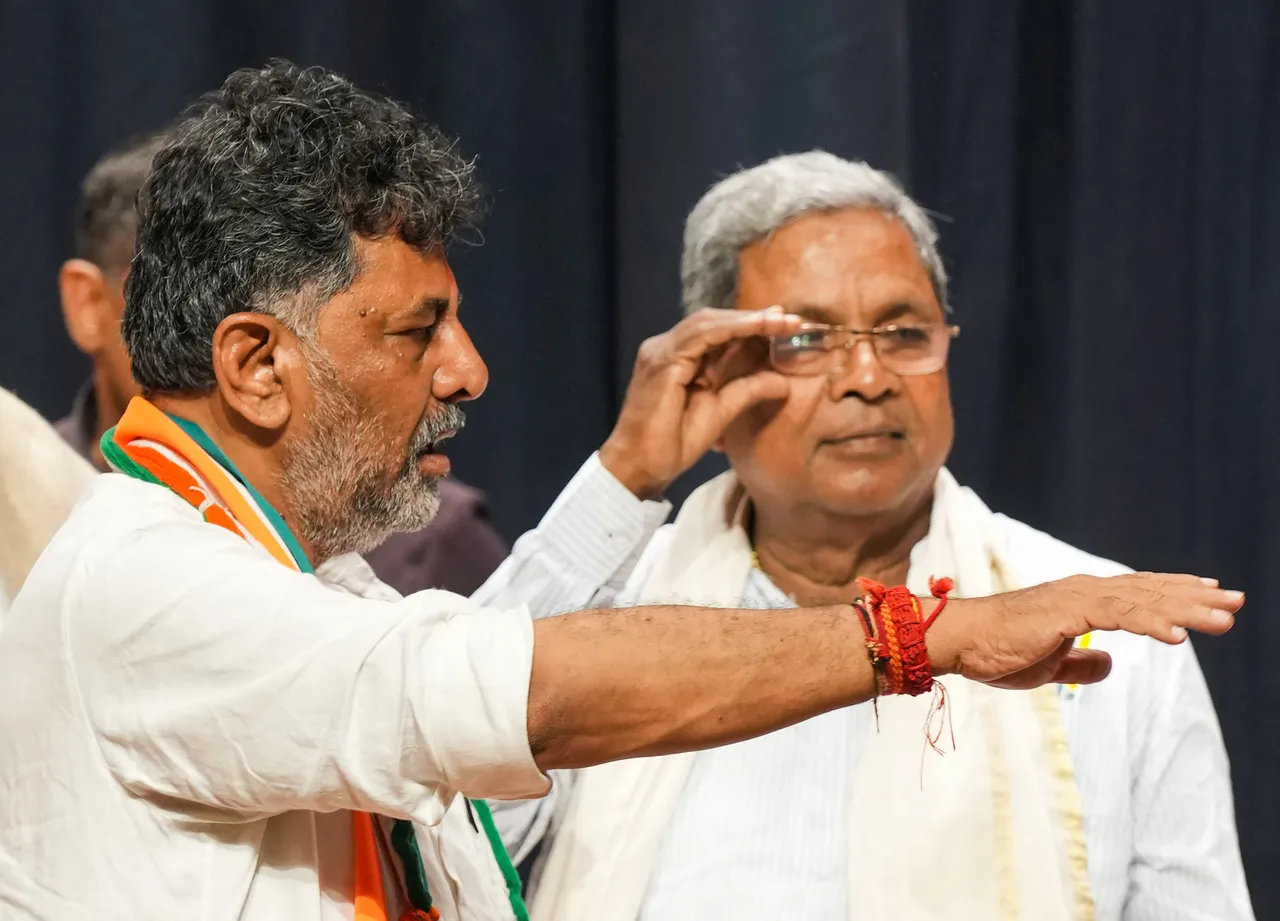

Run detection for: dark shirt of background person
[[52, 131, 508, 596]]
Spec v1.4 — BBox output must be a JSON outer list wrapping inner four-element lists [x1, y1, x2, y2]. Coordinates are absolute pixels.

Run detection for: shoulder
[[988, 512, 1131, 582], [0, 390, 98, 593], [34, 474, 238, 579], [11, 474, 264, 636], [33, 477, 397, 633], [0, 386, 51, 431], [0, 388, 93, 487]]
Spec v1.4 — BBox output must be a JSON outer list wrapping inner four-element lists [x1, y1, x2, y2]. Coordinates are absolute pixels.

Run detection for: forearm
[[527, 603, 887, 770], [523, 570, 1230, 772]]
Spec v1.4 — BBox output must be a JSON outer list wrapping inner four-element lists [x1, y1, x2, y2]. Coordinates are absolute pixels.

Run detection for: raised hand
[[929, 572, 1242, 689], [599, 307, 803, 499]]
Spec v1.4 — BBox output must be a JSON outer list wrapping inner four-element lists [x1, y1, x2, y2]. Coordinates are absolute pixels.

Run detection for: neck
[[750, 489, 934, 607], [90, 367, 131, 471], [147, 393, 320, 566]]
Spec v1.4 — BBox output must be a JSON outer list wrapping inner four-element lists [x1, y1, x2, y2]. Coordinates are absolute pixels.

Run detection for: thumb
[[1048, 648, 1113, 686]]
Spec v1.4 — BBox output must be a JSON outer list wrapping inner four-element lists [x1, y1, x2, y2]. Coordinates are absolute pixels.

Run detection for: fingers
[[1049, 648, 1113, 686], [1138, 572, 1219, 588], [1079, 572, 1243, 644], [1135, 573, 1242, 636], [691, 338, 769, 391], [1140, 573, 1241, 609], [700, 370, 791, 423], [669, 307, 804, 362]]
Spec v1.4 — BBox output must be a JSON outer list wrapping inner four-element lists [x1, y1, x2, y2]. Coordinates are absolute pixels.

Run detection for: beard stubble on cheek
[[355, 399, 467, 534], [280, 349, 466, 561]]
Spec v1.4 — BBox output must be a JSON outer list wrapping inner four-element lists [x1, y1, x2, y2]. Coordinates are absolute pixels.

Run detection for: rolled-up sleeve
[[69, 518, 548, 826]]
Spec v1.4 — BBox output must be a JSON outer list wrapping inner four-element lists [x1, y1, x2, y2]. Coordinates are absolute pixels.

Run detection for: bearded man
[[492, 153, 1253, 921], [0, 67, 1241, 921], [54, 130, 508, 596]]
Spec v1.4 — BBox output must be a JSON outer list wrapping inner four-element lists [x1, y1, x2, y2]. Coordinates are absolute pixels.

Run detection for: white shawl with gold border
[[530, 468, 1093, 921]]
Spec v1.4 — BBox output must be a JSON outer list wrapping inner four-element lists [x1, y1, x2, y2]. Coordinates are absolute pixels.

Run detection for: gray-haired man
[[490, 152, 1253, 921]]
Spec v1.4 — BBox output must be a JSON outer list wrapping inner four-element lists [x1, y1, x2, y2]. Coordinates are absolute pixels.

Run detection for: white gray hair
[[681, 151, 948, 315]]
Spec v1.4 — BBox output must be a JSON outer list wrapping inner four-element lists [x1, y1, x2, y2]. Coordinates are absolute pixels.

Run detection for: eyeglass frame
[[766, 316, 961, 377]]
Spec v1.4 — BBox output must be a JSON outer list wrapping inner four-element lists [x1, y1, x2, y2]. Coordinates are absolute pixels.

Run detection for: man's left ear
[[210, 313, 300, 433]]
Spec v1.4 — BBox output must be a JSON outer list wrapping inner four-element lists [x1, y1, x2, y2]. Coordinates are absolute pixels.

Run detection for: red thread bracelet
[[855, 576, 954, 697], [922, 576, 954, 630]]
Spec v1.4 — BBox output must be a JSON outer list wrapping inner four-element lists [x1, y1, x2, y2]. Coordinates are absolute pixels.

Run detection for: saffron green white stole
[[102, 396, 530, 921]]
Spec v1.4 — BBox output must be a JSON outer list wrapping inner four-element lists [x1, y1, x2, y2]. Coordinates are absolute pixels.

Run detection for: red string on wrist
[[855, 576, 954, 697], [922, 577, 954, 631], [855, 576, 958, 767]]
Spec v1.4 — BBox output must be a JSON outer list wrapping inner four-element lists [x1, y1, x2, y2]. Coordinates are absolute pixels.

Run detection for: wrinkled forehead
[[737, 208, 940, 326]]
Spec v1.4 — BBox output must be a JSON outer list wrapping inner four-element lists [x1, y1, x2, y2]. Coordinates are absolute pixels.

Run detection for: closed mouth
[[821, 430, 905, 445]]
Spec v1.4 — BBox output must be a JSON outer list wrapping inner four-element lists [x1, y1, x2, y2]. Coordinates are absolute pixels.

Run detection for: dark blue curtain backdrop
[[2, 1, 1276, 909]]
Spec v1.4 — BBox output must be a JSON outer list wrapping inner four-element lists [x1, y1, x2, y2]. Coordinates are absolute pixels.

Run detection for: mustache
[[408, 403, 467, 456]]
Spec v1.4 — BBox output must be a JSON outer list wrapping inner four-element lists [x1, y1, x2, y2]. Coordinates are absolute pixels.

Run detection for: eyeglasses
[[767, 319, 960, 377]]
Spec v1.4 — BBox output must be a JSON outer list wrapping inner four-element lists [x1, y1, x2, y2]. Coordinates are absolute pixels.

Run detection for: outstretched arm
[[526, 574, 1240, 771]]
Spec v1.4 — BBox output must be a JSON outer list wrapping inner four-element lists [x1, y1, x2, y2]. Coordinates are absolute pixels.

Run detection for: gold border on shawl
[[992, 554, 1094, 921], [981, 699, 1020, 921], [1029, 684, 1096, 921]]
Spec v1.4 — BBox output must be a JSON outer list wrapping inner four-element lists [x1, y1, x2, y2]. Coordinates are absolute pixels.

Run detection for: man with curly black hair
[[55, 130, 508, 595], [0, 61, 1241, 920]]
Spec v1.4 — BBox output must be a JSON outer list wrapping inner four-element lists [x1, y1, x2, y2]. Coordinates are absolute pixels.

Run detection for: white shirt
[[0, 455, 666, 921], [491, 491, 1254, 921]]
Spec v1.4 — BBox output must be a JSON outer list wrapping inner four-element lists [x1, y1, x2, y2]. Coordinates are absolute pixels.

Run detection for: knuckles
[[634, 337, 668, 369], [686, 308, 724, 329]]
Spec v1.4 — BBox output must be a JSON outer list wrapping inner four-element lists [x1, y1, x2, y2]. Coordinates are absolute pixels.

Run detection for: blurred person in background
[[0, 388, 94, 619], [55, 132, 507, 595], [492, 152, 1253, 921]]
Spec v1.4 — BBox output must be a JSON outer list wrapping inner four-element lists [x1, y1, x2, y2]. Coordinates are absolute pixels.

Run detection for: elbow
[[526, 619, 570, 770], [526, 688, 557, 767], [526, 677, 576, 771]]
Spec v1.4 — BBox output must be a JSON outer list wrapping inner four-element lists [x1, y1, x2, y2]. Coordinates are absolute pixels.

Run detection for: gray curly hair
[[681, 151, 948, 315], [125, 59, 482, 394]]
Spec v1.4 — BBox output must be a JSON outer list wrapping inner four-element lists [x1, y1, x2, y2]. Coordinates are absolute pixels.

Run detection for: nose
[[432, 318, 489, 402], [826, 336, 899, 403]]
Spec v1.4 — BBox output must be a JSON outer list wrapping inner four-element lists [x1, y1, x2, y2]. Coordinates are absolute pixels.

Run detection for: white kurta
[[0, 455, 668, 920], [490, 469, 1253, 921]]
